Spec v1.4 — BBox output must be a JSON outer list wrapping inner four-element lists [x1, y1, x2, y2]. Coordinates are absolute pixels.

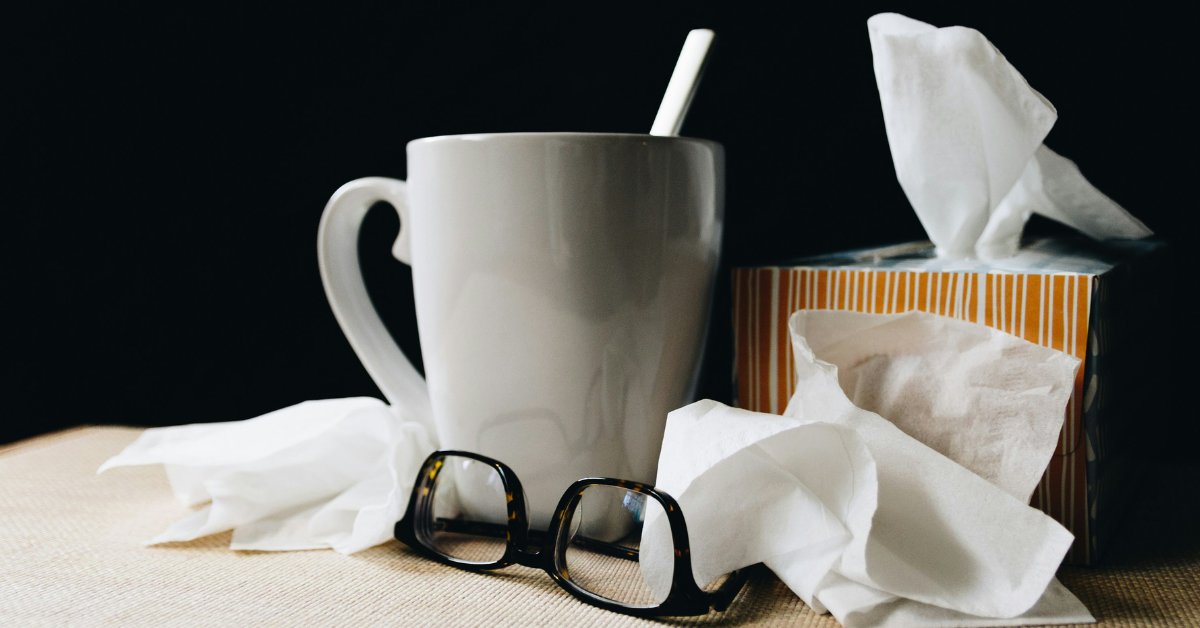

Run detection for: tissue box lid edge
[[743, 237, 1165, 276]]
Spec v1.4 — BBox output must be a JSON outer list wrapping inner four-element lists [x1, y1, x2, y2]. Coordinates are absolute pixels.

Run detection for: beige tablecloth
[[2, 427, 1197, 627]]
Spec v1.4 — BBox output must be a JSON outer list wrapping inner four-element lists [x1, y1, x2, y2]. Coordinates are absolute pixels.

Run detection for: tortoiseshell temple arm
[[707, 567, 754, 611], [436, 518, 638, 562]]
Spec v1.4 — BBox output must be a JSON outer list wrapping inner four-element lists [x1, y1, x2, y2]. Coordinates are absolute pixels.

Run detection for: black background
[[4, 3, 1195, 457]]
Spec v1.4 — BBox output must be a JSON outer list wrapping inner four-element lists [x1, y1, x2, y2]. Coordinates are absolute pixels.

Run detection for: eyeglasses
[[393, 450, 749, 617]]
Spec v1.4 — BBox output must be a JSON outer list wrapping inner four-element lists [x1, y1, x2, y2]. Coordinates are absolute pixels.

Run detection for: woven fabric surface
[[1, 427, 1197, 627]]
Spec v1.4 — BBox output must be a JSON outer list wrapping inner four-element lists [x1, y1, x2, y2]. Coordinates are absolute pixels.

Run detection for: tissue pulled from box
[[99, 397, 435, 554], [639, 310, 1092, 627], [868, 12, 1151, 260]]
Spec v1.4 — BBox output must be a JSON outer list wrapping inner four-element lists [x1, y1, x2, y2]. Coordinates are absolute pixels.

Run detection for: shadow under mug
[[318, 132, 724, 530]]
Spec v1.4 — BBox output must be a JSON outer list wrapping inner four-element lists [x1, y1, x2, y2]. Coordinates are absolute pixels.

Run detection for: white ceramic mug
[[318, 133, 723, 529]]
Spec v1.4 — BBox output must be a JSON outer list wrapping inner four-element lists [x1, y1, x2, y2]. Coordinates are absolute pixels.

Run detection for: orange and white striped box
[[732, 238, 1166, 565]]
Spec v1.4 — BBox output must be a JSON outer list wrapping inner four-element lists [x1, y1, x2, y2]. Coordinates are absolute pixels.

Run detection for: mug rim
[[407, 132, 721, 150]]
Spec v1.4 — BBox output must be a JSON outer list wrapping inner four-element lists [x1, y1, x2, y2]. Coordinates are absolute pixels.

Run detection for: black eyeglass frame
[[394, 450, 748, 617]]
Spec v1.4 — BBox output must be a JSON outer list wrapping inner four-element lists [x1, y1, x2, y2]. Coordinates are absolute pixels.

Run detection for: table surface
[[2, 427, 1198, 628]]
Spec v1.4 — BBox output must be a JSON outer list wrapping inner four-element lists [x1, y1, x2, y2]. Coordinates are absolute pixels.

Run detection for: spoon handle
[[650, 29, 715, 137]]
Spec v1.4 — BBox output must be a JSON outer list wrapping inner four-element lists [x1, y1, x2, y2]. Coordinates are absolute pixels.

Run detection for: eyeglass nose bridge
[[505, 509, 559, 570], [510, 545, 544, 569]]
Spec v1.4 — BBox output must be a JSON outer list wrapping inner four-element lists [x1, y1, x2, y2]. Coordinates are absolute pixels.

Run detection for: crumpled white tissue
[[868, 12, 1151, 259], [99, 397, 435, 554], [793, 309, 1079, 501], [640, 310, 1094, 628]]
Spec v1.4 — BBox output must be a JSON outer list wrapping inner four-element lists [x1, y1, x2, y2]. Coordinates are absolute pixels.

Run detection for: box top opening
[[762, 237, 1164, 275]]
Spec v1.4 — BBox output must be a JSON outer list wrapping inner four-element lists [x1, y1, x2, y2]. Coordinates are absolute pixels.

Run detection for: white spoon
[[650, 29, 716, 136]]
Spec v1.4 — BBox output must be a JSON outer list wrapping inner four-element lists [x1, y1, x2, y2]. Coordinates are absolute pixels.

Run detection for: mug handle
[[317, 177, 435, 434]]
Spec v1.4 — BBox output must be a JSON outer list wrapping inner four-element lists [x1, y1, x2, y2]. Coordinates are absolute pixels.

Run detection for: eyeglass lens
[[561, 484, 674, 607], [427, 455, 510, 564]]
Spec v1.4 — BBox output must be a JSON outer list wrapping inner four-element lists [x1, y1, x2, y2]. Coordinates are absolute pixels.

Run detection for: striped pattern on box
[[732, 267, 1094, 564]]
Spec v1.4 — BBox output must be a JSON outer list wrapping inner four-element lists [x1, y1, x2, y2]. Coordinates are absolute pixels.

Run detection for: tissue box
[[732, 237, 1166, 565]]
